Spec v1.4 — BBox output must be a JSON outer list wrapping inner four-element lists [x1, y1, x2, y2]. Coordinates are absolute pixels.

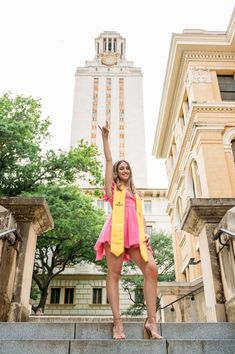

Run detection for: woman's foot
[[144, 317, 163, 340], [113, 317, 126, 340]]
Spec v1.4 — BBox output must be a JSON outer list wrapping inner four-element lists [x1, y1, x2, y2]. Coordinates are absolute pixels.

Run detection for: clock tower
[[70, 31, 147, 187]]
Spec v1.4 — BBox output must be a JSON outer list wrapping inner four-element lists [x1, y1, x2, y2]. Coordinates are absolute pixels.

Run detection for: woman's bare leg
[[127, 247, 162, 339], [104, 243, 125, 338]]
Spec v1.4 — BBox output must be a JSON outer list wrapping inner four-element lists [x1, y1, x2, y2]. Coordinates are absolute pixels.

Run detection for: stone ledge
[[181, 198, 235, 236], [0, 197, 53, 235]]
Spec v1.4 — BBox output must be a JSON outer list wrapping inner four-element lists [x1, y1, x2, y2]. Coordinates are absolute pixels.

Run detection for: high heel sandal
[[144, 317, 163, 340], [113, 317, 126, 340]]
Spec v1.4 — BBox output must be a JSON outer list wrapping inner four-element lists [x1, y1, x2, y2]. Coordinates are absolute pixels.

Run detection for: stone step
[[161, 322, 235, 340], [0, 322, 235, 340], [0, 339, 235, 354]]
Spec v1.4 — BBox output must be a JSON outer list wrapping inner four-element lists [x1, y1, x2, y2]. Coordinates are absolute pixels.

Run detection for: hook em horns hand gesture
[[98, 121, 109, 138]]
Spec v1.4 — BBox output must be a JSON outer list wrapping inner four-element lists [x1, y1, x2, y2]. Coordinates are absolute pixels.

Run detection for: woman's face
[[117, 161, 131, 182]]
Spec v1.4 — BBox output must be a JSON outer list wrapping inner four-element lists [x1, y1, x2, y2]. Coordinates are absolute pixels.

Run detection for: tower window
[[108, 38, 112, 52], [217, 75, 235, 101]]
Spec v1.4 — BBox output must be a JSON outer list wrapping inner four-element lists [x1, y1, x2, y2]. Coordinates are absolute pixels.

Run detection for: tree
[[0, 93, 102, 196], [121, 230, 175, 316], [28, 184, 105, 312], [0, 92, 105, 312]]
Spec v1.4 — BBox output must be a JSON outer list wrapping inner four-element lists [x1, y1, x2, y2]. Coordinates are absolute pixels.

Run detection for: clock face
[[101, 53, 117, 66]]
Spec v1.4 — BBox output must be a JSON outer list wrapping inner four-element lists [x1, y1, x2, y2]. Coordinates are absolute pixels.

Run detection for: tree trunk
[[35, 287, 49, 313]]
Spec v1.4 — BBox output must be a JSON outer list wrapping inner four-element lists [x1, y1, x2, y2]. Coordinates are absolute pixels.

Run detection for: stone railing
[[158, 278, 205, 322], [0, 197, 53, 322]]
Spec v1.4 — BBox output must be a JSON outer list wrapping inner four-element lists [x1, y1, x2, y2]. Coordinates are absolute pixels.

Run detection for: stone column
[[181, 198, 235, 322], [0, 197, 53, 322], [214, 206, 235, 322]]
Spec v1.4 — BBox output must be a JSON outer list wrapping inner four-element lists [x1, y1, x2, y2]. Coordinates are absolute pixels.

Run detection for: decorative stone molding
[[223, 128, 235, 151], [184, 151, 197, 198], [183, 51, 235, 62], [192, 105, 235, 113], [0, 197, 53, 235], [185, 67, 211, 89], [0, 206, 13, 231]]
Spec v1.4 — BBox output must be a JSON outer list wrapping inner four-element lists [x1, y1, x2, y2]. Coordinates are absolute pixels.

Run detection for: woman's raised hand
[[98, 121, 109, 138]]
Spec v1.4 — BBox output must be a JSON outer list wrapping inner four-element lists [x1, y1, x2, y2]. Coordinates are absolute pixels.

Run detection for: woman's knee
[[144, 262, 158, 279], [107, 269, 121, 281]]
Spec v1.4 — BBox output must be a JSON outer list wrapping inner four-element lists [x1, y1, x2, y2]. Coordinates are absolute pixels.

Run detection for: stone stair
[[0, 319, 235, 354]]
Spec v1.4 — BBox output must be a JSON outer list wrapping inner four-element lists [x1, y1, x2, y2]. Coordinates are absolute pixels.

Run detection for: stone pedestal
[[215, 206, 235, 322], [181, 198, 235, 322], [0, 197, 53, 322]]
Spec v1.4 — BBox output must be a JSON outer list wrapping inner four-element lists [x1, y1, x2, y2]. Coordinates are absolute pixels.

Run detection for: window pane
[[64, 288, 74, 304], [217, 75, 235, 101], [97, 200, 104, 209], [93, 288, 102, 304], [144, 200, 152, 213], [146, 225, 153, 235], [50, 288, 60, 304], [135, 288, 144, 304]]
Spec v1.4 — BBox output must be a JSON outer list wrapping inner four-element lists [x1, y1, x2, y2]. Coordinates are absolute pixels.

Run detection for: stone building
[[153, 9, 235, 322]]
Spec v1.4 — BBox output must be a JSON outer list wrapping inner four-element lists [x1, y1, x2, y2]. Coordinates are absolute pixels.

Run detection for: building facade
[[153, 10, 235, 322], [70, 31, 147, 187]]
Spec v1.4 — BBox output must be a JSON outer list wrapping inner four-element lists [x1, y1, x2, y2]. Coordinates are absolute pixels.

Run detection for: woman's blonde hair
[[113, 160, 136, 193]]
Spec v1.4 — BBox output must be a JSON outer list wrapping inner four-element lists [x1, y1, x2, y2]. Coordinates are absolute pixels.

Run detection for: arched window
[[175, 196, 183, 227], [189, 160, 202, 197], [231, 139, 235, 162]]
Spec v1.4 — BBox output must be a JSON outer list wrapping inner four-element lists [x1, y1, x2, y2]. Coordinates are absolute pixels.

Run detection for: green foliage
[[151, 231, 175, 282], [26, 184, 105, 311], [0, 93, 102, 196], [121, 230, 175, 316], [30, 286, 41, 301]]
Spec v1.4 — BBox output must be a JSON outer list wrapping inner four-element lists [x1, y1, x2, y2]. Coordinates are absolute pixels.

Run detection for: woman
[[94, 122, 162, 340]]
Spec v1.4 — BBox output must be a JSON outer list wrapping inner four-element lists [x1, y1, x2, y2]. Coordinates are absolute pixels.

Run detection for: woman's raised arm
[[99, 121, 113, 197]]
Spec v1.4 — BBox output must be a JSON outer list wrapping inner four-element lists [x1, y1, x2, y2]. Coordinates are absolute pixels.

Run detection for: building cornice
[[152, 8, 235, 158]]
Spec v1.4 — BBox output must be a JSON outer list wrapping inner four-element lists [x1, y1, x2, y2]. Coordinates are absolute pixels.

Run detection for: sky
[[0, 0, 234, 188]]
